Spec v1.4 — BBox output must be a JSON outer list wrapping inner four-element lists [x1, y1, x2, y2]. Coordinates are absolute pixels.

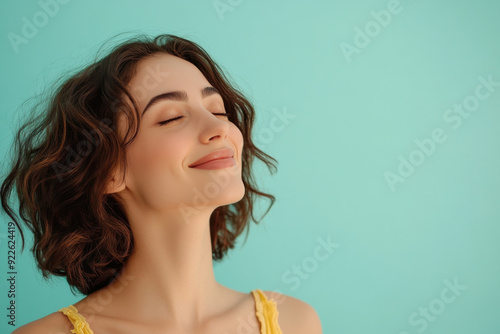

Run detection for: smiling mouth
[[188, 147, 234, 168], [190, 157, 236, 169]]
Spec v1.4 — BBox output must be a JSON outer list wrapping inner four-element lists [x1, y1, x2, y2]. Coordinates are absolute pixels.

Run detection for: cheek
[[229, 124, 243, 148], [124, 133, 191, 207], [229, 124, 244, 159], [127, 132, 188, 175]]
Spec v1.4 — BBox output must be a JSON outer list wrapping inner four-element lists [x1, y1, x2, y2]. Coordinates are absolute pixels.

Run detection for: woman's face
[[114, 53, 245, 215]]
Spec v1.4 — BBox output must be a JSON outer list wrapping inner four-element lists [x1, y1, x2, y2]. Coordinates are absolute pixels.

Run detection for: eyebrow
[[141, 86, 221, 117]]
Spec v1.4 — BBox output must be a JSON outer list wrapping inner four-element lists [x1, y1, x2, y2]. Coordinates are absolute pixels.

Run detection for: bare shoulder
[[10, 310, 72, 334], [262, 290, 323, 334]]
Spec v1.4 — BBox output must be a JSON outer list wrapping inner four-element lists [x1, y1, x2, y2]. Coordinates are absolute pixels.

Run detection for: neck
[[97, 206, 224, 327]]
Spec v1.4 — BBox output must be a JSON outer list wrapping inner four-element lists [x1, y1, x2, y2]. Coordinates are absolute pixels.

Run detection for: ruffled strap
[[252, 289, 283, 334], [58, 305, 94, 334]]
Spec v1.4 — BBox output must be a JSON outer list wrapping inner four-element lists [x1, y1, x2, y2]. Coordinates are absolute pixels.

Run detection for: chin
[[218, 181, 246, 206], [232, 182, 246, 203], [186, 175, 244, 208]]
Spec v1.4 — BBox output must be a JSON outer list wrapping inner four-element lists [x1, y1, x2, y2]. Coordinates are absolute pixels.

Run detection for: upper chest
[[76, 298, 263, 334]]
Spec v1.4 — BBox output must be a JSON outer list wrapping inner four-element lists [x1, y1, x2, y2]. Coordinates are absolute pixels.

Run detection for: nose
[[197, 108, 230, 143]]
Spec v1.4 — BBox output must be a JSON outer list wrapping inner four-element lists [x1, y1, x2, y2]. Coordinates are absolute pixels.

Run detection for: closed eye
[[158, 113, 229, 126], [158, 116, 182, 126]]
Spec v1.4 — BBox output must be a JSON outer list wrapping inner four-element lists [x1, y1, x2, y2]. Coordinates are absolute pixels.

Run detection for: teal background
[[1, 0, 499, 333]]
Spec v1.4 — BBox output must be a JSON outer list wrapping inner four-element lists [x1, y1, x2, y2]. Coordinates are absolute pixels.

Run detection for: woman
[[2, 33, 322, 334]]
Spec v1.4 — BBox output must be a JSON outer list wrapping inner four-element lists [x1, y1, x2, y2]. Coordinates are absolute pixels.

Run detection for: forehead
[[128, 53, 211, 102]]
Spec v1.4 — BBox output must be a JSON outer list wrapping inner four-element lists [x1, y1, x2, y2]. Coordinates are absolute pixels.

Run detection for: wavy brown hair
[[0, 33, 277, 296]]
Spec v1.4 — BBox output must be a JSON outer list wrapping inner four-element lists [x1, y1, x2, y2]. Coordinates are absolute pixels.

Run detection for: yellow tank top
[[58, 289, 283, 334]]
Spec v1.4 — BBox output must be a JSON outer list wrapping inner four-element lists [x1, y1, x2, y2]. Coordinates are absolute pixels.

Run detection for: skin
[[12, 53, 323, 334]]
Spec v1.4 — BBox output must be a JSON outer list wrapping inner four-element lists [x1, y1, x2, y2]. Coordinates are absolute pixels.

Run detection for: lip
[[188, 147, 234, 168]]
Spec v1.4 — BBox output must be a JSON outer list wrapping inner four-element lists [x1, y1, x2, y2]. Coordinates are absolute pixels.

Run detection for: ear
[[106, 165, 126, 194]]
